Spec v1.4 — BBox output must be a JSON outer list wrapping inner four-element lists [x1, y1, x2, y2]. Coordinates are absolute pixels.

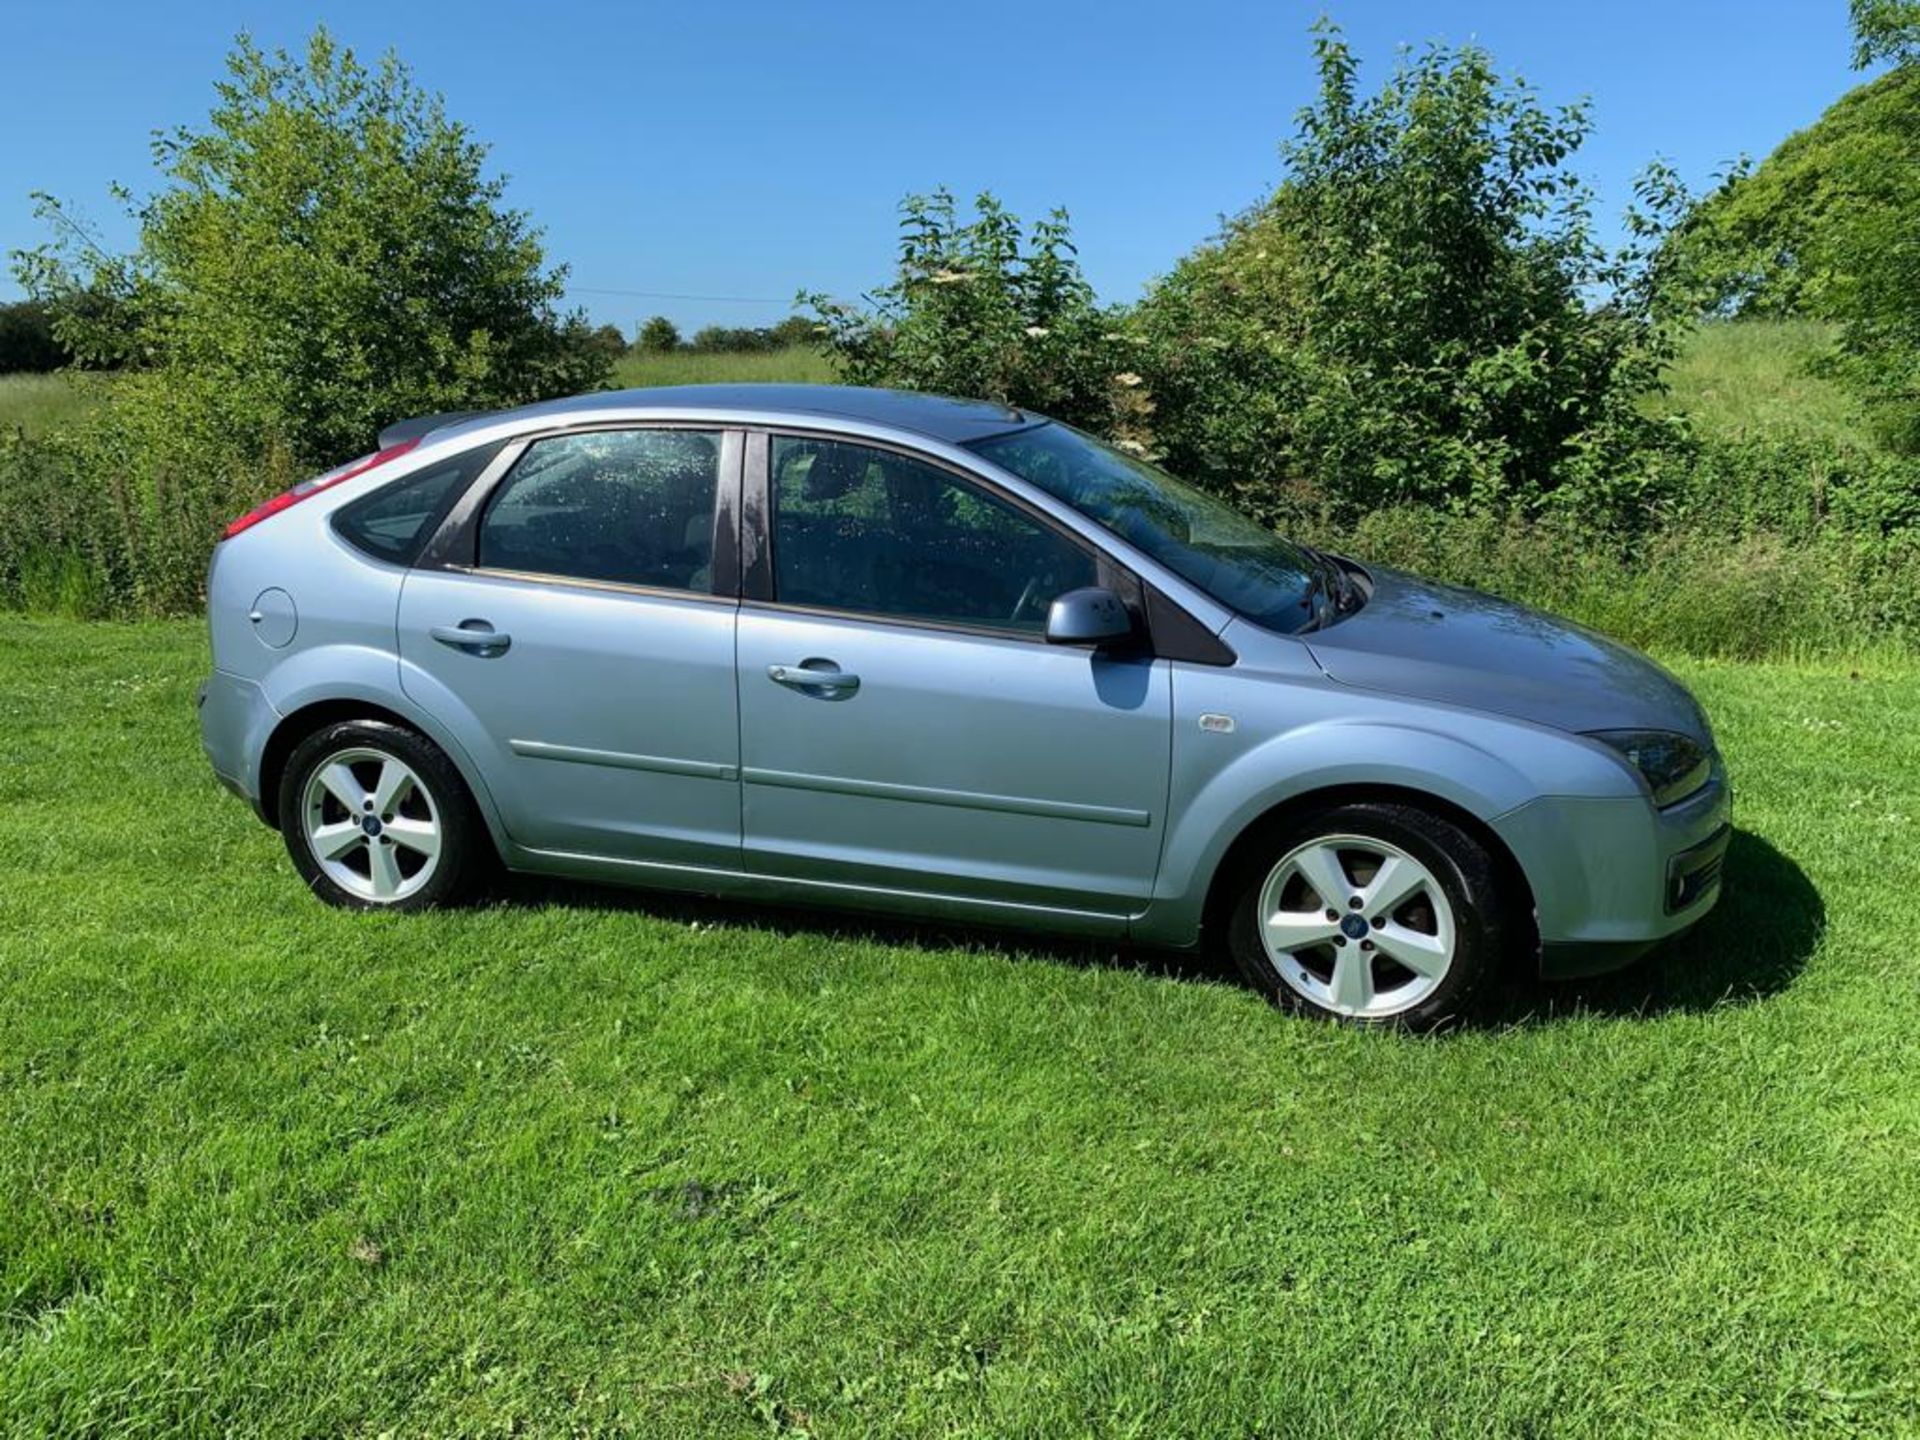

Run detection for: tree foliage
[[1132, 24, 1686, 524], [1829, 193, 1920, 449], [1662, 67, 1920, 320], [802, 190, 1132, 434], [1654, 56, 1920, 450], [0, 301, 70, 373], [13, 29, 609, 466], [1852, 0, 1920, 67]]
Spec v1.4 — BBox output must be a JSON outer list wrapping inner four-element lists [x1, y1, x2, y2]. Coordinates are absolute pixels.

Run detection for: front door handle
[[430, 622, 511, 655], [767, 662, 860, 694]]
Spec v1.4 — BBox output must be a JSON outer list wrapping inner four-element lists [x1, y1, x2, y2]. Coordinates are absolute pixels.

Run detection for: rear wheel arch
[[1201, 782, 1539, 963], [258, 699, 501, 850]]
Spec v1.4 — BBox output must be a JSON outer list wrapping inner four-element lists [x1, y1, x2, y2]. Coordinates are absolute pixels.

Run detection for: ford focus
[[198, 385, 1730, 1027]]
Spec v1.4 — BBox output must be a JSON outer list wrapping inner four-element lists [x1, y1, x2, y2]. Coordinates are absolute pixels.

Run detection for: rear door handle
[[430, 622, 511, 654], [767, 662, 859, 694]]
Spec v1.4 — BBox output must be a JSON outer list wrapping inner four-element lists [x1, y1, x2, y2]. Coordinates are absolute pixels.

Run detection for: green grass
[[2, 617, 1917, 1435], [613, 345, 834, 389], [0, 372, 103, 439], [1658, 320, 1877, 449]]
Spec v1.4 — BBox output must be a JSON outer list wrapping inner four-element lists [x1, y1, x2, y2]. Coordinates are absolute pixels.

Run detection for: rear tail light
[[221, 437, 422, 540]]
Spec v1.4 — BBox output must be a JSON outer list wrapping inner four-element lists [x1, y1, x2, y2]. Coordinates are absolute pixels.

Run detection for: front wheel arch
[[1201, 783, 1539, 969]]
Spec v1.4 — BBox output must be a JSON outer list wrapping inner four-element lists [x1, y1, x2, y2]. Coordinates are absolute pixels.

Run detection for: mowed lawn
[[1, 619, 1916, 1438]]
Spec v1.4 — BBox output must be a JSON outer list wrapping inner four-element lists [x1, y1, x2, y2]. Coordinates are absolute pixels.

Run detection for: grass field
[[612, 345, 834, 389], [1656, 319, 1874, 449], [0, 348, 832, 440], [0, 372, 103, 438], [2, 617, 1916, 1436]]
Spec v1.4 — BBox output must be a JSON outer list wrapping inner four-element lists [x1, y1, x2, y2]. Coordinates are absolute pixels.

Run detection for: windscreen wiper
[[1298, 545, 1361, 628]]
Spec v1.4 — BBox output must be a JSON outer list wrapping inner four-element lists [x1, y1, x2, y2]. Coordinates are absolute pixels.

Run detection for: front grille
[[1667, 824, 1731, 914]]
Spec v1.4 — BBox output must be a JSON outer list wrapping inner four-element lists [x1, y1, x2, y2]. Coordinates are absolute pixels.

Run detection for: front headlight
[[1586, 729, 1713, 808]]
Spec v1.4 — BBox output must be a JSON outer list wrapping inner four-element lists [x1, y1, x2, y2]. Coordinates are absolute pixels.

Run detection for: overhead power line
[[563, 285, 790, 305]]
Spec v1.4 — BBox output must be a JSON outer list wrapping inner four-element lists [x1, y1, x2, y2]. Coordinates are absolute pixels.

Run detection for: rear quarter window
[[332, 442, 503, 565]]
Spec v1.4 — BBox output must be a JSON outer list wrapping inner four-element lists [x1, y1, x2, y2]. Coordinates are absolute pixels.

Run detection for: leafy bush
[[1132, 24, 1686, 530], [578, 323, 630, 369], [803, 190, 1134, 435], [2, 28, 618, 617], [13, 29, 610, 471]]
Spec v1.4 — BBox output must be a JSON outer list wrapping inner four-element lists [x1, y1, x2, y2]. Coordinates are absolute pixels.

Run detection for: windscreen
[[968, 423, 1319, 633]]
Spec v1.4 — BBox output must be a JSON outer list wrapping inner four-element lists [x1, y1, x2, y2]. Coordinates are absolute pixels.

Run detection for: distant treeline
[[634, 314, 818, 354]]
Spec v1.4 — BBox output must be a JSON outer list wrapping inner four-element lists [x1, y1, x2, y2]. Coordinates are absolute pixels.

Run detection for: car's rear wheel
[[278, 720, 486, 910], [1223, 800, 1509, 1029]]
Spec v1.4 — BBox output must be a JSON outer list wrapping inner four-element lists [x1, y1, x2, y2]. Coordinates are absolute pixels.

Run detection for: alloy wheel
[[1256, 833, 1457, 1019], [300, 746, 443, 904]]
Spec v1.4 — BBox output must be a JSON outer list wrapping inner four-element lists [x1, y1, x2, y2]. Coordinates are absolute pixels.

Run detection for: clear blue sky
[[0, 1, 1867, 336]]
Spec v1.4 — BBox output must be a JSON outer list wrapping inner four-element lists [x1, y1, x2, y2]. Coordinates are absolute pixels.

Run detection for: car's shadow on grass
[[493, 826, 1820, 1029]]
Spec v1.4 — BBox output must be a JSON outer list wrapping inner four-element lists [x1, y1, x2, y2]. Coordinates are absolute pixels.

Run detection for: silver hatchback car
[[199, 385, 1729, 1027]]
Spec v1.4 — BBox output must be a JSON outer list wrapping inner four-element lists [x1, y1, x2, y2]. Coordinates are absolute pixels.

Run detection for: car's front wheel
[[278, 719, 487, 910], [1223, 800, 1511, 1029]]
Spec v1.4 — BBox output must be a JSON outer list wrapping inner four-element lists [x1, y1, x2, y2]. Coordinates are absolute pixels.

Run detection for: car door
[[734, 432, 1172, 918], [397, 425, 744, 870]]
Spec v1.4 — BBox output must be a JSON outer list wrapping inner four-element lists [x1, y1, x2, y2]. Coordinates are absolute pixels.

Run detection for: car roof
[[407, 384, 1041, 450]]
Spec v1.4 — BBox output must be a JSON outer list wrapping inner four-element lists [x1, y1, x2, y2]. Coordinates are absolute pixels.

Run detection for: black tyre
[[277, 719, 489, 911], [1222, 800, 1511, 1030]]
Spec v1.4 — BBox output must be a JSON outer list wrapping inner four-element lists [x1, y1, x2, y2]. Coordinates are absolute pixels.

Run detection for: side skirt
[[501, 843, 1138, 940]]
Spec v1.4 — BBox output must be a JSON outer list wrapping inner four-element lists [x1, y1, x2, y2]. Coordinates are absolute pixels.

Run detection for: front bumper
[[1492, 767, 1732, 980]]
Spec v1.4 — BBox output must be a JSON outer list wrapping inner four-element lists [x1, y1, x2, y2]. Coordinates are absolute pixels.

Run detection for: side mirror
[[1045, 586, 1135, 647]]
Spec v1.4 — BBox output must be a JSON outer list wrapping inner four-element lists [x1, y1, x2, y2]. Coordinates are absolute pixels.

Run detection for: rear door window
[[477, 429, 722, 592]]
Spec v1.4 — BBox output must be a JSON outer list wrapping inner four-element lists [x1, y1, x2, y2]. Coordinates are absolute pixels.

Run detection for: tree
[[801, 190, 1132, 435], [1132, 23, 1684, 525], [768, 314, 818, 348], [13, 28, 610, 465], [580, 322, 629, 366], [1852, 0, 1920, 68], [636, 314, 681, 352]]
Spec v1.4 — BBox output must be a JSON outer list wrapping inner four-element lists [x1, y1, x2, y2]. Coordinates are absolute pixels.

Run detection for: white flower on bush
[[1024, 326, 1050, 339], [1114, 371, 1144, 387]]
